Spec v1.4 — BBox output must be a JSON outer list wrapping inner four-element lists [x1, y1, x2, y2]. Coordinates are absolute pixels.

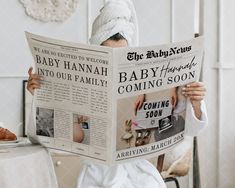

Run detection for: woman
[[27, 0, 207, 187]]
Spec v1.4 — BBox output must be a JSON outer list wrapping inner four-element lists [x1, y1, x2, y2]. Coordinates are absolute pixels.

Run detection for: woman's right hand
[[27, 67, 42, 95]]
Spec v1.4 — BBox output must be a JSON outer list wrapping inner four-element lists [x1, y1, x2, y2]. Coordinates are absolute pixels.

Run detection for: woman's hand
[[182, 82, 206, 120], [134, 94, 145, 115], [27, 67, 42, 95]]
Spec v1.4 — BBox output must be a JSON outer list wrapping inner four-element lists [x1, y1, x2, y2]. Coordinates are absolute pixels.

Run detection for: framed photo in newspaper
[[23, 80, 33, 137]]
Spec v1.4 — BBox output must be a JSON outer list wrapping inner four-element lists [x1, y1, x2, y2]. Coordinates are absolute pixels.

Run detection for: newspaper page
[[26, 32, 204, 164], [113, 38, 204, 162], [26, 32, 114, 163]]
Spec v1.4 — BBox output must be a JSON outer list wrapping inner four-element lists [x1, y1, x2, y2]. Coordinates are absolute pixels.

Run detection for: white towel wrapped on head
[[90, 0, 139, 46]]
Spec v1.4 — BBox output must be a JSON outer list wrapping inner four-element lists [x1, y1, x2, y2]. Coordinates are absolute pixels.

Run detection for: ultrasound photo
[[36, 107, 54, 137]]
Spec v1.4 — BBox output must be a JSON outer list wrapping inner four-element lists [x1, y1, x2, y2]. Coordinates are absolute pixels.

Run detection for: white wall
[[200, 0, 235, 187], [198, 0, 218, 187], [0, 0, 88, 135], [218, 0, 235, 187], [134, 0, 171, 45]]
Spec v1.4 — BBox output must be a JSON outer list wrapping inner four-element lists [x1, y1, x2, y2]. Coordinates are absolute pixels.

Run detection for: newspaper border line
[[32, 42, 109, 59], [31, 38, 109, 54]]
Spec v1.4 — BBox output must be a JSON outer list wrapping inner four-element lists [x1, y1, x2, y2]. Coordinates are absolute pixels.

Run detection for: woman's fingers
[[27, 82, 41, 88], [28, 74, 42, 81], [28, 67, 43, 81], [27, 67, 43, 95], [27, 76, 42, 90], [29, 84, 41, 89], [182, 82, 205, 96], [29, 79, 42, 85], [188, 95, 204, 101], [181, 82, 206, 102], [186, 82, 204, 87], [182, 82, 206, 91], [27, 83, 40, 95], [28, 67, 33, 76], [182, 90, 205, 96], [182, 87, 206, 92]]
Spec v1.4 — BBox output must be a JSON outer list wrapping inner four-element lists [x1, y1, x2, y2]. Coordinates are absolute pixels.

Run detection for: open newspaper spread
[[25, 32, 204, 164]]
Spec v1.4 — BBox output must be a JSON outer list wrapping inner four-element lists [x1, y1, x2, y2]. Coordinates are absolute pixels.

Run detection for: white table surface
[[0, 145, 58, 188]]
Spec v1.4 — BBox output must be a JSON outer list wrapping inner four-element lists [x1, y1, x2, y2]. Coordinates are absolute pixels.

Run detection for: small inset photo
[[154, 114, 185, 142], [158, 115, 173, 133], [36, 107, 54, 137], [73, 114, 90, 145]]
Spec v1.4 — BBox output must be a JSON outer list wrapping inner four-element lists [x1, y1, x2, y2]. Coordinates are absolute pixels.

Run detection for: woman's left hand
[[182, 82, 206, 119], [182, 82, 206, 102]]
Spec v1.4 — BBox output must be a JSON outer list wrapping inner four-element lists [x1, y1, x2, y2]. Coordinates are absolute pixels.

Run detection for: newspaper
[[25, 32, 204, 164]]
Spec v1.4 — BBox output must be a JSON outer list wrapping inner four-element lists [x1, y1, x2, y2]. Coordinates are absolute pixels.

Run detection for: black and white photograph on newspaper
[[36, 107, 54, 137]]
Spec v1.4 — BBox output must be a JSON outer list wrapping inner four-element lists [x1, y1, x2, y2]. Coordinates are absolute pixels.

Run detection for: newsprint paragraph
[[26, 32, 204, 164]]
